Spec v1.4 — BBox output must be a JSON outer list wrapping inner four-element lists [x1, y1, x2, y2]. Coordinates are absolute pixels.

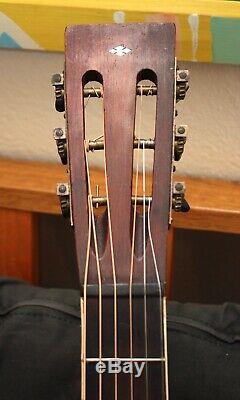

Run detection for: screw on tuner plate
[[174, 125, 188, 161], [53, 128, 67, 165], [172, 182, 190, 212], [51, 73, 65, 112], [176, 69, 189, 102], [56, 183, 70, 218]]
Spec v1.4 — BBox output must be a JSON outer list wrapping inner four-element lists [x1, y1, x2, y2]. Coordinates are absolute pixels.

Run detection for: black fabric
[[0, 278, 240, 399]]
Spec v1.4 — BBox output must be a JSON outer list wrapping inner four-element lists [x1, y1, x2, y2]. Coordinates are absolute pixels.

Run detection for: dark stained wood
[[0, 208, 38, 283], [166, 227, 175, 299], [172, 228, 240, 303], [38, 213, 78, 289], [65, 22, 175, 289], [65, 23, 176, 400]]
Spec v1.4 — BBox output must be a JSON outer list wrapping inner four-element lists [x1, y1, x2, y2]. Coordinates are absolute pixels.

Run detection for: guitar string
[[129, 84, 143, 400], [84, 86, 100, 109], [81, 90, 94, 400], [102, 98, 118, 400], [84, 141, 103, 400], [81, 195, 92, 400], [82, 84, 169, 400], [163, 296, 169, 400], [142, 140, 149, 400], [83, 87, 103, 400], [147, 202, 169, 400]]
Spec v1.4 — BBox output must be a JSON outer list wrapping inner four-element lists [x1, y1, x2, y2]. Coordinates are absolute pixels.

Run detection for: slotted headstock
[[52, 23, 189, 293], [52, 23, 190, 400]]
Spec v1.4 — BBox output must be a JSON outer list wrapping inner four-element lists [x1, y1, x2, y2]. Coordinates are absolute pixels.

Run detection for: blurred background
[[0, 0, 239, 303]]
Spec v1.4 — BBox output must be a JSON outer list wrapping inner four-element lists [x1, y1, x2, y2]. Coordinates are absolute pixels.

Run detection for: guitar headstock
[[51, 23, 189, 293]]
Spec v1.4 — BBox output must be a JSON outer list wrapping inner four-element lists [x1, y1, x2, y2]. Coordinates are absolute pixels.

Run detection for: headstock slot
[[132, 70, 157, 259], [83, 73, 108, 258], [83, 73, 105, 206]]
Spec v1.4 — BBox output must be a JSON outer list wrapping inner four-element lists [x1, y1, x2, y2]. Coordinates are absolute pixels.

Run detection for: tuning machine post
[[56, 183, 71, 218], [176, 69, 189, 102], [172, 182, 190, 212], [51, 73, 65, 112], [174, 125, 188, 161], [53, 128, 67, 165]]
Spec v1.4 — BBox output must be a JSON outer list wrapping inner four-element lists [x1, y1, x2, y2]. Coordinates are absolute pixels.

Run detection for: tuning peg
[[172, 182, 190, 212], [181, 198, 190, 212], [174, 125, 187, 161], [51, 73, 65, 112], [56, 183, 70, 218], [53, 128, 67, 165], [176, 69, 189, 102]]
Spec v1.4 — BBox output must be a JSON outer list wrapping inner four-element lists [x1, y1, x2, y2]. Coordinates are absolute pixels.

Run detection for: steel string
[[142, 140, 150, 400], [129, 85, 144, 400], [84, 142, 103, 400], [102, 99, 118, 400], [81, 194, 92, 400], [147, 201, 169, 400]]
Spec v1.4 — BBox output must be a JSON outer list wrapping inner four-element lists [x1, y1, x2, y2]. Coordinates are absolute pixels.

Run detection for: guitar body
[[53, 22, 189, 400]]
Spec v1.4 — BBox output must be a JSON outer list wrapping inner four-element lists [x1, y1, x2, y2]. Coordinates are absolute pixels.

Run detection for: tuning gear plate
[[174, 125, 188, 161], [172, 182, 190, 212], [56, 183, 70, 218], [53, 128, 67, 165], [51, 73, 65, 112]]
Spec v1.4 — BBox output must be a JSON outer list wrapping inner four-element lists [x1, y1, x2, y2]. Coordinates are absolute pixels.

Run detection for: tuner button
[[56, 183, 70, 218], [181, 198, 190, 212], [172, 182, 190, 212], [53, 128, 68, 165], [55, 98, 65, 113], [60, 197, 71, 218], [174, 125, 187, 161], [51, 72, 65, 112]]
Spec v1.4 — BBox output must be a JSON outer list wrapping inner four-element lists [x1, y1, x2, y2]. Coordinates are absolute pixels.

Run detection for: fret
[[84, 358, 166, 362]]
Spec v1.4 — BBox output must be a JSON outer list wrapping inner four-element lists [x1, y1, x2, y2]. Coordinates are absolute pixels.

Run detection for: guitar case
[[0, 277, 239, 400]]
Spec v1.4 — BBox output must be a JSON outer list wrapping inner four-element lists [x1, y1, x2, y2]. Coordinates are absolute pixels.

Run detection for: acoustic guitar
[[52, 22, 189, 400]]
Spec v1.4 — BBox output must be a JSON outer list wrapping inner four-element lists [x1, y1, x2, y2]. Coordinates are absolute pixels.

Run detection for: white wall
[[0, 48, 239, 181]]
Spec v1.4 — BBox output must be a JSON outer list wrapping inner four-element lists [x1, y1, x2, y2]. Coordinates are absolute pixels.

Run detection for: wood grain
[[0, 157, 239, 234], [65, 23, 175, 291], [65, 24, 176, 400], [1, 0, 240, 65], [0, 208, 38, 283]]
